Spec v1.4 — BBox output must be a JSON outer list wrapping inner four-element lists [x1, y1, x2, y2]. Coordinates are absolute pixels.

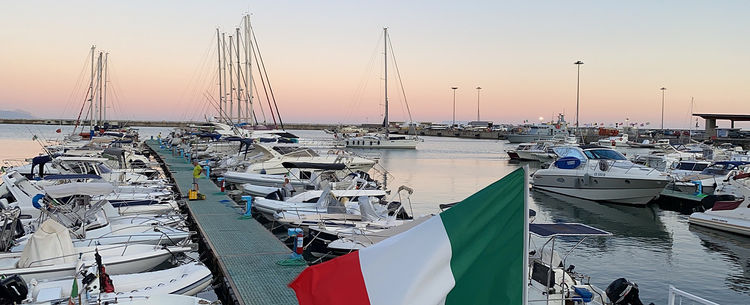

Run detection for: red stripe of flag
[[289, 252, 371, 305]]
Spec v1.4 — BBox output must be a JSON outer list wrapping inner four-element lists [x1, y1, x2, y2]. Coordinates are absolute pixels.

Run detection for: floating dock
[[145, 140, 304, 305]]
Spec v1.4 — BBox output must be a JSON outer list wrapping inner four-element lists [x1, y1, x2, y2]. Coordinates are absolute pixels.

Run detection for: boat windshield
[[583, 149, 627, 160], [97, 163, 112, 174], [552, 147, 586, 161], [675, 162, 709, 171], [700, 163, 737, 176]]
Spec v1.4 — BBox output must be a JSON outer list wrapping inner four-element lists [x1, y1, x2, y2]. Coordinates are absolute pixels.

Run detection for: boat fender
[[31, 194, 44, 209]]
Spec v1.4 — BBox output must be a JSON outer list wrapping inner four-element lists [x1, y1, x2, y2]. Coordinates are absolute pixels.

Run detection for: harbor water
[[2, 124, 748, 304]]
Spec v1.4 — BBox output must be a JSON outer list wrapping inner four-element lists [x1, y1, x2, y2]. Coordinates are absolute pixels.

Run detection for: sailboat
[[344, 28, 420, 149]]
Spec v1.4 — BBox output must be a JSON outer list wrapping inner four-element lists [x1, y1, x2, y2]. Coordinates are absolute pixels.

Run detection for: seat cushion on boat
[[573, 286, 593, 302]]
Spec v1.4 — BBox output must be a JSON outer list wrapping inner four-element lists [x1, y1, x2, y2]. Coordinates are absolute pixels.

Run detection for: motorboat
[[27, 262, 212, 303], [0, 220, 191, 282], [507, 114, 570, 143], [513, 142, 556, 162], [240, 144, 376, 175], [596, 133, 629, 147], [253, 187, 388, 220], [531, 145, 670, 205], [343, 134, 419, 149], [688, 174, 750, 236], [669, 161, 750, 195], [325, 216, 431, 255], [224, 161, 377, 195]]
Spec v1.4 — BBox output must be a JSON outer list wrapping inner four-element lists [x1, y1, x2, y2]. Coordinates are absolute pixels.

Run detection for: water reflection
[[531, 189, 670, 243], [689, 225, 750, 295]]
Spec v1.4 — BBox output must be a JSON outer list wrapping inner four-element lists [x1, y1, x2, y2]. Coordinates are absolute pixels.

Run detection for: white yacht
[[670, 161, 750, 195], [234, 144, 376, 175], [596, 133, 629, 147], [532, 146, 670, 205], [506, 114, 570, 143], [511, 142, 556, 162], [689, 174, 750, 236], [344, 134, 419, 149]]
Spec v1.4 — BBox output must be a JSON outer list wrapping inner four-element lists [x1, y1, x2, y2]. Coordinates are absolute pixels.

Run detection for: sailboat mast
[[384, 27, 389, 136], [96, 52, 103, 127], [221, 33, 228, 123], [88, 45, 95, 132], [216, 28, 224, 119], [103, 52, 108, 124], [228, 35, 234, 121], [236, 28, 242, 124], [244, 15, 253, 126]]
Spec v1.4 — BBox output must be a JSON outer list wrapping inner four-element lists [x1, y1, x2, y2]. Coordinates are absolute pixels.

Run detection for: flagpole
[[522, 165, 529, 305]]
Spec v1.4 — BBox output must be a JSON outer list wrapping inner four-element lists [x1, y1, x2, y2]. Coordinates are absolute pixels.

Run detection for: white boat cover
[[358, 195, 383, 222], [43, 182, 114, 198], [17, 220, 76, 268]]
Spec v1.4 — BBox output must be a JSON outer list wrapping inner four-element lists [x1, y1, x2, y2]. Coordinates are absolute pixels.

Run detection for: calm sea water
[[2, 124, 747, 304]]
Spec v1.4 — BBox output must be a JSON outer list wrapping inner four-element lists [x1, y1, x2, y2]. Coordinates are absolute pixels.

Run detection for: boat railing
[[667, 285, 719, 305], [23, 242, 163, 267]]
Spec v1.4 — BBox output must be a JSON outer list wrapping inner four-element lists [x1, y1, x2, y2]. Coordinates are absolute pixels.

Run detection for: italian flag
[[289, 167, 528, 305]]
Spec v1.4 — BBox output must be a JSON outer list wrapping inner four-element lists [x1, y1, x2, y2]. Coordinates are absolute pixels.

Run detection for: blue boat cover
[[554, 157, 582, 169], [529, 223, 611, 237]]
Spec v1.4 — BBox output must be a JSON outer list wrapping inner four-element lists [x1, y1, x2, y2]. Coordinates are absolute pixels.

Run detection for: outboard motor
[[0, 275, 27, 304], [606, 278, 644, 305]]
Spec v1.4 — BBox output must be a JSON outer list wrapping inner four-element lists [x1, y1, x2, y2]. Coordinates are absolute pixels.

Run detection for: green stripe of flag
[[440, 168, 526, 304]]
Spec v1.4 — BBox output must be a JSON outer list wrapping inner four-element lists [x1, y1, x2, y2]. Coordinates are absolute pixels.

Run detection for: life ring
[[599, 160, 609, 171]]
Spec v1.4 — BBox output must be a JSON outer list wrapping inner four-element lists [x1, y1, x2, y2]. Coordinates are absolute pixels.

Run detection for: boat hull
[[532, 174, 668, 205], [507, 134, 556, 143], [689, 212, 750, 236]]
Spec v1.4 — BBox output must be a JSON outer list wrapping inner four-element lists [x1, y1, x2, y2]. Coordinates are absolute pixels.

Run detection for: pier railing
[[668, 285, 719, 305]]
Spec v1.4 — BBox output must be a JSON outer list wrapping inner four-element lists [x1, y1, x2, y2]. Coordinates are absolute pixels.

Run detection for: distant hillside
[[0, 109, 34, 119]]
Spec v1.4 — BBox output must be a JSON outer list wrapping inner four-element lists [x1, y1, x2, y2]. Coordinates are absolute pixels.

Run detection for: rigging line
[[249, 29, 275, 127], [184, 66, 218, 122], [251, 74, 267, 124], [387, 36, 413, 123], [345, 32, 383, 124], [178, 34, 217, 121], [204, 91, 244, 135], [62, 51, 92, 119], [72, 86, 93, 134], [250, 26, 284, 129]]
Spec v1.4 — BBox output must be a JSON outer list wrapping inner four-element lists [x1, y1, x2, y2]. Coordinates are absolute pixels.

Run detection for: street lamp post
[[476, 86, 482, 121], [660, 87, 667, 130], [451, 87, 458, 127], [574, 61, 584, 132]]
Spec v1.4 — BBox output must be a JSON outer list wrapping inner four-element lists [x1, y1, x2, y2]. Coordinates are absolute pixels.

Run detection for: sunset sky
[[1, 1, 749, 128]]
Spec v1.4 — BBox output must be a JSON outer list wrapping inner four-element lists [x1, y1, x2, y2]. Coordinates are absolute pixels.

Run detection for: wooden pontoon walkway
[[145, 140, 304, 305]]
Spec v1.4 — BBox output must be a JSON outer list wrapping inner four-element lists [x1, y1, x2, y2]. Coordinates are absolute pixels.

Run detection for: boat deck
[[145, 140, 304, 305]]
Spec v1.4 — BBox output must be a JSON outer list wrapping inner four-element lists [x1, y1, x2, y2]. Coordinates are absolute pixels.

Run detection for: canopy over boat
[[43, 182, 114, 198], [281, 162, 347, 171]]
